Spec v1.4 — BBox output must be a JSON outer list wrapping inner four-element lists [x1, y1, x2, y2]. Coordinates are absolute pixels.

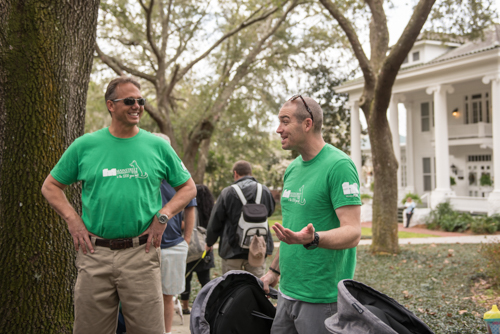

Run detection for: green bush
[[426, 202, 472, 232], [401, 192, 422, 205], [481, 240, 500, 288], [360, 194, 372, 201], [471, 215, 499, 234], [450, 176, 456, 186], [370, 181, 374, 192], [480, 173, 493, 186]]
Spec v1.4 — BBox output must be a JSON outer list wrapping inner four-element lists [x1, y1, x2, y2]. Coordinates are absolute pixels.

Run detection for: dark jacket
[[206, 176, 275, 259]]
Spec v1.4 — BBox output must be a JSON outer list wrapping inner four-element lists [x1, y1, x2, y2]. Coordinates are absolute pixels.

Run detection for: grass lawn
[[188, 243, 496, 333]]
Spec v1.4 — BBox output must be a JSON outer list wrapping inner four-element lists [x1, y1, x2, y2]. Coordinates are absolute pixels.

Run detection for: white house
[[337, 26, 500, 215]]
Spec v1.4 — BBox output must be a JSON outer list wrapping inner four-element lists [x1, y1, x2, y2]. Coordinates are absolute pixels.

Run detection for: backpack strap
[[231, 184, 247, 205], [256, 183, 263, 204]]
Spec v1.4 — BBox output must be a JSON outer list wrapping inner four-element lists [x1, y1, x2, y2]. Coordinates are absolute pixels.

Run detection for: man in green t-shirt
[[41, 77, 196, 334], [261, 95, 361, 334]]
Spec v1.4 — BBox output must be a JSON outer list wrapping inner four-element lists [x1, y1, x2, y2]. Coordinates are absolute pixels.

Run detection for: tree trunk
[[0, 0, 99, 331], [366, 102, 399, 254]]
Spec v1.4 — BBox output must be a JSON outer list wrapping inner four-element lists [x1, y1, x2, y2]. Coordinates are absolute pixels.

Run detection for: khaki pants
[[73, 240, 164, 334], [221, 258, 266, 277]]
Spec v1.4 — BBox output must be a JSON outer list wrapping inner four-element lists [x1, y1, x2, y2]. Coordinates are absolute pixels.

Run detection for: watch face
[[159, 214, 169, 224]]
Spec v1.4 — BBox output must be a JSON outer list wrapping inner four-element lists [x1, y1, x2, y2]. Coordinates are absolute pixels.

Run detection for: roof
[[336, 25, 500, 89]]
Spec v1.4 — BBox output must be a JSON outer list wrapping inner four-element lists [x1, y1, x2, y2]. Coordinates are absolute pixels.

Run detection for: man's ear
[[303, 118, 313, 132], [106, 100, 115, 114]]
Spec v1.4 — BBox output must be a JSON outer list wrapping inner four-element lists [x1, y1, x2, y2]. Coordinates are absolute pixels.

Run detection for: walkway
[[359, 222, 500, 245]]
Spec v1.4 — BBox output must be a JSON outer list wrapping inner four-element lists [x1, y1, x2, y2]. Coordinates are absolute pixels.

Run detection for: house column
[[483, 74, 500, 215], [348, 100, 362, 178], [426, 84, 456, 208], [389, 94, 405, 199], [404, 101, 415, 193]]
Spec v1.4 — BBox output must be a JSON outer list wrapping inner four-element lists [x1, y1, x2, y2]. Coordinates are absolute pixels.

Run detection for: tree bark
[[0, 0, 99, 331]]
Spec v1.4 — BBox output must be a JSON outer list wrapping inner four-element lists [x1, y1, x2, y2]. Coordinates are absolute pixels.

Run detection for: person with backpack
[[206, 160, 275, 277], [261, 95, 362, 334]]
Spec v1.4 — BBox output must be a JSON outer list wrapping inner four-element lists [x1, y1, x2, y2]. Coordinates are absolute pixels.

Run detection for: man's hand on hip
[[272, 223, 315, 245], [141, 216, 167, 252], [67, 218, 94, 254]]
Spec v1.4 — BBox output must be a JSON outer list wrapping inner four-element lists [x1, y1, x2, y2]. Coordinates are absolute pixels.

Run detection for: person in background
[[180, 184, 216, 314], [404, 197, 416, 228], [206, 161, 275, 277], [154, 133, 196, 334]]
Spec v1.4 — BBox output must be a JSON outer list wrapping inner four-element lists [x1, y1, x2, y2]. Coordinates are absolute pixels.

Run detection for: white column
[[404, 102, 415, 193], [389, 94, 405, 197], [349, 100, 362, 178], [483, 75, 500, 215], [426, 84, 455, 208]]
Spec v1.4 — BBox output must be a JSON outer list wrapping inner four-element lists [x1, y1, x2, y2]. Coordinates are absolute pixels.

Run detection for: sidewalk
[[358, 222, 500, 245]]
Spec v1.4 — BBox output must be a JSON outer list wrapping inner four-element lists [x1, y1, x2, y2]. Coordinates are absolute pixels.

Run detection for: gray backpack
[[231, 183, 269, 249]]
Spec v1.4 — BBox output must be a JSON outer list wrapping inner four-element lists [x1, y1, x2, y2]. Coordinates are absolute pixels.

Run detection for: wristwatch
[[156, 211, 169, 224], [304, 232, 320, 250]]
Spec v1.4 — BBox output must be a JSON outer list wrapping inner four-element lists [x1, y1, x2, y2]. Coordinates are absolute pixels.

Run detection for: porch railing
[[448, 122, 492, 139]]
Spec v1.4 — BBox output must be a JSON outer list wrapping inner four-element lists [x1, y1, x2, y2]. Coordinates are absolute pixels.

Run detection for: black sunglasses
[[111, 98, 146, 106], [289, 94, 313, 122]]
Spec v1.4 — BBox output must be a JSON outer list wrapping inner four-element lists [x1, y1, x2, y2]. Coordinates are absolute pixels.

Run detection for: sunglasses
[[289, 94, 313, 122], [111, 98, 146, 106]]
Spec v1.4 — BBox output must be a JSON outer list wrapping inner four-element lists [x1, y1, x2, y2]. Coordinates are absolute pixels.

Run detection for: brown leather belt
[[93, 235, 149, 250]]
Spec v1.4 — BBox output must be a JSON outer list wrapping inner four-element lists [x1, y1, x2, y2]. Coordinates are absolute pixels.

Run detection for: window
[[421, 102, 430, 132], [401, 153, 407, 188], [423, 157, 432, 191], [413, 51, 420, 61], [468, 155, 491, 162], [464, 93, 490, 124]]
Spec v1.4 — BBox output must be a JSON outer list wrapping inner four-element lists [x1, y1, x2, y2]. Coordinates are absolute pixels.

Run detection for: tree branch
[[379, 0, 436, 94], [160, 0, 174, 59], [138, 0, 161, 62], [365, 0, 389, 73], [175, 1, 287, 84], [95, 43, 156, 83], [319, 0, 375, 87]]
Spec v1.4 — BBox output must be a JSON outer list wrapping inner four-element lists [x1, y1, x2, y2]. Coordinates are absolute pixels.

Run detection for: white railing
[[448, 122, 492, 139], [449, 196, 489, 213]]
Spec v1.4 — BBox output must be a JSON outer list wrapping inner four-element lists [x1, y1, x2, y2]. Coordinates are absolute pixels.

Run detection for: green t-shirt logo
[[282, 185, 306, 205], [102, 160, 149, 179], [342, 182, 359, 198]]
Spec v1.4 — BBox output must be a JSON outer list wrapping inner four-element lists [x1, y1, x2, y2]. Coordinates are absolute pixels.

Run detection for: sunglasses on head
[[111, 98, 146, 106], [289, 94, 313, 122]]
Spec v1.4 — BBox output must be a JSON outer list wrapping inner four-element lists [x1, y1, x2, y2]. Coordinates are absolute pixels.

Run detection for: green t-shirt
[[50, 128, 191, 239], [280, 144, 361, 303]]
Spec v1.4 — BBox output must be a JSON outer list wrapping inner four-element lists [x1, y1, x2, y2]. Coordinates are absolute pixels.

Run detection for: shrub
[[450, 176, 456, 186], [480, 173, 493, 186], [481, 240, 500, 288], [360, 194, 372, 201], [401, 192, 422, 205], [471, 216, 498, 234], [425, 202, 472, 232]]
